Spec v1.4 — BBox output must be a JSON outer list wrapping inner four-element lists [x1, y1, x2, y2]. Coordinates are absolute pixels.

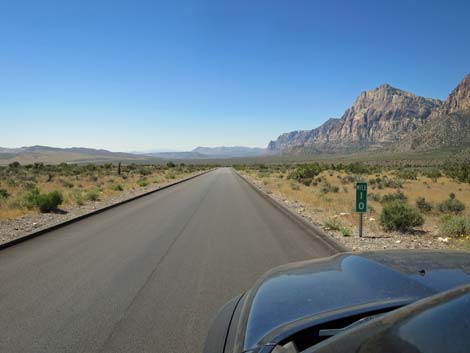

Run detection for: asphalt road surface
[[0, 168, 338, 353]]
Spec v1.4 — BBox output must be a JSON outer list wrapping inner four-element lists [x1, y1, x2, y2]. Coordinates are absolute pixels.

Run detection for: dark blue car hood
[[240, 250, 470, 351]]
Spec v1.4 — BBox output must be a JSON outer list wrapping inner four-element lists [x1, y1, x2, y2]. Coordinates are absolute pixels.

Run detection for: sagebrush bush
[[0, 188, 9, 199], [369, 192, 381, 202], [72, 191, 84, 206], [380, 201, 424, 232], [438, 193, 466, 213], [320, 182, 339, 194], [110, 184, 123, 191], [422, 168, 442, 181], [22, 187, 41, 209], [290, 182, 300, 190], [289, 164, 322, 183], [440, 215, 470, 237], [38, 191, 63, 213], [443, 160, 470, 183], [416, 197, 433, 212], [340, 226, 352, 237], [59, 179, 74, 188], [381, 191, 408, 204], [138, 179, 148, 187], [86, 189, 100, 201], [324, 217, 343, 231], [382, 177, 403, 189], [345, 162, 368, 174], [395, 169, 417, 180]]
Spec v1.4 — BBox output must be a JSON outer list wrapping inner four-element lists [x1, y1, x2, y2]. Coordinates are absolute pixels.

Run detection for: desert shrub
[[22, 181, 38, 190], [381, 191, 408, 204], [72, 191, 84, 206], [324, 217, 343, 230], [394, 168, 417, 180], [443, 160, 470, 183], [139, 168, 152, 176], [110, 184, 123, 191], [290, 182, 300, 191], [439, 215, 470, 237], [22, 187, 41, 209], [59, 179, 74, 188], [345, 162, 368, 174], [320, 182, 339, 194], [166, 161, 176, 168], [438, 193, 466, 213], [380, 201, 424, 232], [289, 163, 322, 183], [138, 179, 148, 187], [0, 188, 10, 199], [300, 178, 312, 186], [86, 189, 100, 201], [422, 168, 442, 181], [339, 174, 358, 184], [416, 197, 433, 212], [38, 191, 63, 213], [369, 192, 381, 202], [382, 177, 403, 189], [340, 226, 352, 237]]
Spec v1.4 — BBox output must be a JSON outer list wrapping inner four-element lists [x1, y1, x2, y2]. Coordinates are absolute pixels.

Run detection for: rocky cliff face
[[446, 74, 470, 113], [268, 84, 443, 153], [402, 74, 470, 150]]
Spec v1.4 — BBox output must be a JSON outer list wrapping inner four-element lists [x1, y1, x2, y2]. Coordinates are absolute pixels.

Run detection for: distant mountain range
[[0, 146, 153, 165], [0, 145, 269, 165], [141, 146, 268, 160], [268, 74, 470, 154]]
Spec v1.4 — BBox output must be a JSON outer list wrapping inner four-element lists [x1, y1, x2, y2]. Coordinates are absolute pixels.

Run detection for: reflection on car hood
[[243, 250, 470, 350]]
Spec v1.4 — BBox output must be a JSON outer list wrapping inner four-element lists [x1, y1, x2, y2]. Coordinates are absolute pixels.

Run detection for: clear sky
[[1, 0, 469, 151]]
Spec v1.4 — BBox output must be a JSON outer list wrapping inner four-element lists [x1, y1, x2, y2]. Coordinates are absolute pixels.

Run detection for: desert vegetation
[[235, 159, 470, 248], [0, 162, 210, 220]]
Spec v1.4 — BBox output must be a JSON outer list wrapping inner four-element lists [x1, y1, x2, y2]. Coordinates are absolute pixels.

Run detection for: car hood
[[240, 250, 470, 351]]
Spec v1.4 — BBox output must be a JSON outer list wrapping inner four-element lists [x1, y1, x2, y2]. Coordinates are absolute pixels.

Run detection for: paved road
[[0, 168, 338, 353]]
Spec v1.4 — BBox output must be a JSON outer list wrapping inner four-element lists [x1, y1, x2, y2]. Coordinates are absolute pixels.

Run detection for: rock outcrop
[[268, 76, 470, 154], [401, 74, 470, 150]]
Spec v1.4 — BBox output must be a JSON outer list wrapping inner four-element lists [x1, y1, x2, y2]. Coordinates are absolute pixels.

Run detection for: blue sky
[[1, 0, 469, 151]]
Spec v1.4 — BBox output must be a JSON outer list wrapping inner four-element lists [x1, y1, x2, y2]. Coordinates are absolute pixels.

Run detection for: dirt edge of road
[[234, 169, 349, 254], [0, 169, 214, 250]]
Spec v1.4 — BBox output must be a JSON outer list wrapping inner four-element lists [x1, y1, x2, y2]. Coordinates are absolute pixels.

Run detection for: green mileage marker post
[[355, 182, 368, 237]]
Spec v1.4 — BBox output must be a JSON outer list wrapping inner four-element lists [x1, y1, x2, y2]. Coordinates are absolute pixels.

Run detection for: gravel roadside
[[0, 171, 207, 246], [241, 172, 462, 252]]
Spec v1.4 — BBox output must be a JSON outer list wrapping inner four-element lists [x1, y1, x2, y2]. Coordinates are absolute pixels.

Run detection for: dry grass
[[243, 168, 470, 238], [0, 163, 209, 220]]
